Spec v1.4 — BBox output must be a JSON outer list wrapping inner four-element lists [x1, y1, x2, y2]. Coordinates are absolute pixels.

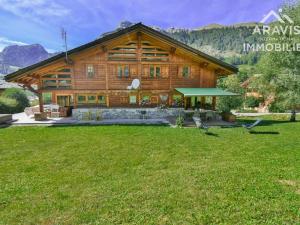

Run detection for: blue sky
[[0, 0, 284, 52]]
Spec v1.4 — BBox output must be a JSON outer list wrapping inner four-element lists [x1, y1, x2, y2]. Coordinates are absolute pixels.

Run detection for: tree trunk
[[290, 109, 296, 122]]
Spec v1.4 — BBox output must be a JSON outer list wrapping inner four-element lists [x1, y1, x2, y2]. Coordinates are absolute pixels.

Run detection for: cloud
[[0, 0, 70, 23], [0, 36, 28, 51]]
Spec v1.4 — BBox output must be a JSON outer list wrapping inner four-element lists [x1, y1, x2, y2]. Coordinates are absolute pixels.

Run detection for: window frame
[[87, 64, 95, 78], [117, 65, 130, 78], [129, 95, 137, 104], [182, 65, 191, 78], [149, 65, 161, 78]]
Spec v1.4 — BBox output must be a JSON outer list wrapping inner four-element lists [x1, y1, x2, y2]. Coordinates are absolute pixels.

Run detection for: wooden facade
[[5, 23, 237, 111]]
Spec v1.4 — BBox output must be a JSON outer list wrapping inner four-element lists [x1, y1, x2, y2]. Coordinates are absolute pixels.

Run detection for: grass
[[0, 116, 299, 224]]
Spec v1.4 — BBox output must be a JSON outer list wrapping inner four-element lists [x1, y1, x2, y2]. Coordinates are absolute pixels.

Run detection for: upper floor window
[[182, 65, 190, 78], [87, 65, 95, 78], [117, 65, 129, 78], [150, 65, 161, 78]]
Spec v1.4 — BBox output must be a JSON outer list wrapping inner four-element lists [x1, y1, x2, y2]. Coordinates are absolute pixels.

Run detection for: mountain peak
[[1, 44, 49, 68]]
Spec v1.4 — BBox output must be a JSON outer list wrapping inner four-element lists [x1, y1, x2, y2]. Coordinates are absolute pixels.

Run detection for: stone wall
[[72, 108, 183, 120]]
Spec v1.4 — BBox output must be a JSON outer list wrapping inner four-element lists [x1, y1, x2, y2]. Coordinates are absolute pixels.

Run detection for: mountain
[[0, 44, 56, 75]]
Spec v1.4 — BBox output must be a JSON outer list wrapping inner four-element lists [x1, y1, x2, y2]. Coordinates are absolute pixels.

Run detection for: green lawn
[[0, 116, 299, 224]]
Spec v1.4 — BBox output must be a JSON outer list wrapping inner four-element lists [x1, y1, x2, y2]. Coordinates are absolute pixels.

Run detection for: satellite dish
[[132, 79, 140, 89], [127, 79, 140, 90]]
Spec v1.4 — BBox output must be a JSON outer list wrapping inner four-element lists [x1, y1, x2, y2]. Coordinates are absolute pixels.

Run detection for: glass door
[[57, 95, 71, 107]]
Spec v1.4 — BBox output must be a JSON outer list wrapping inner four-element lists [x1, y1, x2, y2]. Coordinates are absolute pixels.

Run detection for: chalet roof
[[5, 23, 238, 82]]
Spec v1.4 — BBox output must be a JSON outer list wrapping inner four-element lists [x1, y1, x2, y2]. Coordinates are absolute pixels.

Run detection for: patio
[[11, 112, 170, 126]]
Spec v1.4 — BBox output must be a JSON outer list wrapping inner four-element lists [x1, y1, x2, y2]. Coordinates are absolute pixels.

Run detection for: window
[[141, 95, 150, 105], [117, 65, 123, 78], [42, 92, 52, 104], [98, 95, 106, 104], [117, 65, 129, 78], [182, 66, 190, 78], [87, 65, 95, 78], [124, 65, 129, 78], [77, 94, 106, 105], [150, 65, 155, 78], [156, 66, 161, 77], [77, 95, 86, 104], [87, 95, 96, 103], [129, 95, 137, 104], [149, 65, 161, 78]]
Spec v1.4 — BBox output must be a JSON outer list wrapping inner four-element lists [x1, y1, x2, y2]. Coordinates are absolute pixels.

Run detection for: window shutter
[[190, 66, 197, 79], [130, 65, 137, 76], [178, 66, 183, 78], [142, 65, 149, 77], [161, 66, 169, 78]]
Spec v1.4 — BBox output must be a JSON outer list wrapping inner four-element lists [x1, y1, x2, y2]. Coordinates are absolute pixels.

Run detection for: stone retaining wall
[[0, 114, 12, 124], [72, 108, 183, 120]]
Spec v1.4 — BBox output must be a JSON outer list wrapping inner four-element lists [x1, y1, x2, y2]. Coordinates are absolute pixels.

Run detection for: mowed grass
[[0, 116, 299, 224]]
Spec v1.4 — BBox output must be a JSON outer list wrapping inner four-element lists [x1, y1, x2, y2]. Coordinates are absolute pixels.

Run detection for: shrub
[[2, 88, 30, 113], [0, 97, 18, 114], [217, 75, 244, 113], [245, 96, 261, 108], [176, 114, 184, 128]]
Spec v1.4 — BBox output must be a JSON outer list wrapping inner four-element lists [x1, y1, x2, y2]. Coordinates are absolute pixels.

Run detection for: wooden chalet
[[5, 23, 238, 116]]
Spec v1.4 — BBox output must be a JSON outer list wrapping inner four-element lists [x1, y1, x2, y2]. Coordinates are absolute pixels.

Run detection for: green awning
[[175, 88, 239, 97]]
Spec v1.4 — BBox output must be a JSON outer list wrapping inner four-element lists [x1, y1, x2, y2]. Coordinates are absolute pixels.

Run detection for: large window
[[149, 65, 160, 78], [87, 65, 95, 78], [77, 94, 106, 105], [117, 65, 129, 78]]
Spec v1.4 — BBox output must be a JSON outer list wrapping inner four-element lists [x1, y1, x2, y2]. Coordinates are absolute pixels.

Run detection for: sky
[[0, 0, 284, 53]]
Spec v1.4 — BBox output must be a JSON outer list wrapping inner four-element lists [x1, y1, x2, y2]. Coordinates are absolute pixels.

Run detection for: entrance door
[[57, 95, 71, 107]]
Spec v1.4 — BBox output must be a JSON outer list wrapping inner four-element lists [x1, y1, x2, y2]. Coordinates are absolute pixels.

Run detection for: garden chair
[[200, 123, 210, 133], [242, 119, 262, 131]]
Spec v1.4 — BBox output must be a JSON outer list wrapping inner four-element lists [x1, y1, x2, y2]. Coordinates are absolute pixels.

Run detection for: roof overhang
[[175, 88, 240, 97]]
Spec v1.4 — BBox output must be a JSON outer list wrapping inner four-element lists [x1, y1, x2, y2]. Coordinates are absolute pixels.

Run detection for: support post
[[38, 92, 44, 113], [212, 96, 216, 110], [201, 96, 206, 109], [23, 83, 44, 112]]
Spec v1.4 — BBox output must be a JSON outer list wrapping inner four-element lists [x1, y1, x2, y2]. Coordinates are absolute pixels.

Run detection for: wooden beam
[[170, 47, 176, 54]]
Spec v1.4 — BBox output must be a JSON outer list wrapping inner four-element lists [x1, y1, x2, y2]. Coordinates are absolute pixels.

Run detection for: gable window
[[87, 65, 95, 78], [117, 65, 129, 78], [182, 65, 190, 78], [149, 65, 161, 78]]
